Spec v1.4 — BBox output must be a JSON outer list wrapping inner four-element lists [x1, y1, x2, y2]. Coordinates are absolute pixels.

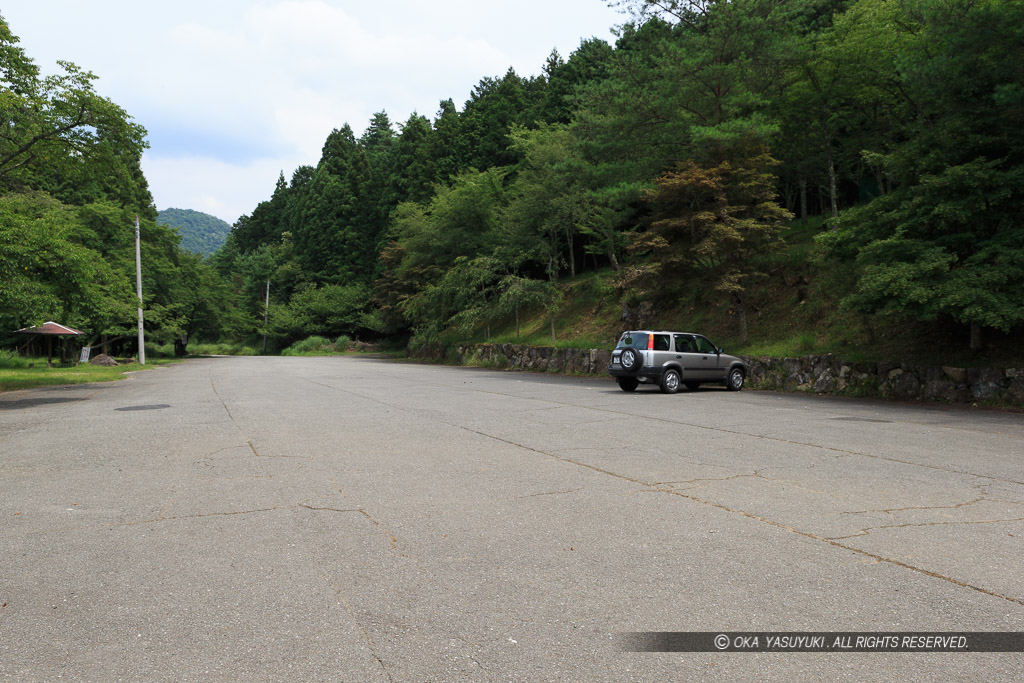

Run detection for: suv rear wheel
[[617, 377, 639, 392], [660, 369, 681, 394]]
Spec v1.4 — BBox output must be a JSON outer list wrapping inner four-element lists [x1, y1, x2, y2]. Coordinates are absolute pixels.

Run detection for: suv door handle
[[675, 355, 681, 359]]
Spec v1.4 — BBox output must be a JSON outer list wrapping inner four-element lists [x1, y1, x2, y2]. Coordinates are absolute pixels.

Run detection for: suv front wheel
[[726, 367, 745, 391], [660, 369, 681, 394]]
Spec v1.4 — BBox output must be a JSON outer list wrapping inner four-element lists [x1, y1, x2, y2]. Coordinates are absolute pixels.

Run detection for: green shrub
[[145, 342, 175, 358], [333, 335, 351, 352], [282, 336, 333, 356], [188, 343, 257, 356], [0, 349, 30, 369]]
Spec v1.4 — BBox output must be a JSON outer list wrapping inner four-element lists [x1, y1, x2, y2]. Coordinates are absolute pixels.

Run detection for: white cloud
[[4, 0, 623, 223], [138, 1, 519, 168]]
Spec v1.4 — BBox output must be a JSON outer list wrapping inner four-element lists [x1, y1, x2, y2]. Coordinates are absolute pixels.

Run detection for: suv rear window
[[616, 333, 648, 349]]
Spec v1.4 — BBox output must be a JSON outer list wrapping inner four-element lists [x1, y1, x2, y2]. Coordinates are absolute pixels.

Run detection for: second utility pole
[[135, 215, 146, 365], [262, 278, 269, 354]]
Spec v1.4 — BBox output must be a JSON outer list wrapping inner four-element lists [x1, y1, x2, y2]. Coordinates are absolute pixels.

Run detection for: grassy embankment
[[439, 217, 1023, 369]]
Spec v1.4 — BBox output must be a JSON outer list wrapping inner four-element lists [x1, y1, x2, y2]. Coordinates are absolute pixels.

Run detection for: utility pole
[[135, 215, 146, 365], [262, 278, 270, 354]]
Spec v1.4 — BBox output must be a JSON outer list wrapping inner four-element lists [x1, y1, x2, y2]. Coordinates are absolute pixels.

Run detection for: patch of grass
[[463, 356, 503, 369], [737, 332, 818, 358], [481, 332, 611, 350], [796, 332, 816, 354], [0, 360, 172, 393]]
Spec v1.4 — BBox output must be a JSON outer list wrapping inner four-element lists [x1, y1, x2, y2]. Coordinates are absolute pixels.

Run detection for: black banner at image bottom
[[620, 632, 1024, 653]]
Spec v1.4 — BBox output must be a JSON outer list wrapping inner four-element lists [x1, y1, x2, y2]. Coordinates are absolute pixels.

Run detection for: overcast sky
[[3, 1, 623, 224]]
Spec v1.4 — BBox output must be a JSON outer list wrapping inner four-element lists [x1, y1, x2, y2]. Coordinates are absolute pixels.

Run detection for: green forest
[[2, 0, 1023, 363]]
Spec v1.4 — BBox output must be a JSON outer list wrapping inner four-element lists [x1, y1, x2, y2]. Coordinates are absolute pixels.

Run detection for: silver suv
[[608, 330, 747, 393]]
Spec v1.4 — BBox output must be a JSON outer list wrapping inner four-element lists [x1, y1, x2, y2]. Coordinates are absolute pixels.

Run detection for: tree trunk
[[783, 180, 795, 214], [874, 166, 886, 196], [799, 176, 808, 224], [970, 322, 982, 351], [607, 235, 620, 271], [565, 226, 575, 278], [826, 155, 839, 220], [734, 294, 748, 345], [821, 121, 839, 222], [515, 305, 520, 339], [550, 314, 556, 342]]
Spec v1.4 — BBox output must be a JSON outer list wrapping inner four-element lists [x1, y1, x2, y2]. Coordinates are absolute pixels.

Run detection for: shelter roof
[[15, 321, 84, 336]]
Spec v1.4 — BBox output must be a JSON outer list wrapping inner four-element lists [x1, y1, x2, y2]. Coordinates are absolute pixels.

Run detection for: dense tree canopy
[[0, 17, 151, 212], [818, 0, 1024, 348], [208, 0, 1023, 350], [6, 2, 1020, 354]]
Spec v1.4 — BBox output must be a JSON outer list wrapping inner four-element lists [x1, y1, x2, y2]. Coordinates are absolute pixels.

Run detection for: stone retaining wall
[[408, 342, 1023, 406], [410, 342, 613, 376], [743, 355, 1022, 404]]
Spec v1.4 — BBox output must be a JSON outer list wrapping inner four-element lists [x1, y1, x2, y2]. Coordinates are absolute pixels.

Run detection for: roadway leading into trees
[[1, 357, 1022, 680]]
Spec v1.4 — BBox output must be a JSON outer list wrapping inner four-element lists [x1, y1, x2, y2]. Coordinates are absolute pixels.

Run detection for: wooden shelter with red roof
[[14, 322, 84, 366]]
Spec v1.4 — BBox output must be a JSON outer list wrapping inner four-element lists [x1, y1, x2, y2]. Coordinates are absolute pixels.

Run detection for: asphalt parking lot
[[1, 356, 1022, 680]]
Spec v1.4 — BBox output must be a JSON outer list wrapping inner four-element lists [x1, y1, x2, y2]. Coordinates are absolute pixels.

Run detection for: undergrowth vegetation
[[433, 217, 1023, 368]]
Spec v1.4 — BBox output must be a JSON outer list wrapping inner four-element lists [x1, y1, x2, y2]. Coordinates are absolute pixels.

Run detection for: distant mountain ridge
[[157, 208, 232, 256]]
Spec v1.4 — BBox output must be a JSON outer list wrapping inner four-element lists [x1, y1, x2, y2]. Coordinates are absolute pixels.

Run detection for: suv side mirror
[[717, 348, 724, 354]]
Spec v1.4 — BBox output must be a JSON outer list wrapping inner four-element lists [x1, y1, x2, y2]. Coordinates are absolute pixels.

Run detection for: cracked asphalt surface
[[1, 356, 1022, 681]]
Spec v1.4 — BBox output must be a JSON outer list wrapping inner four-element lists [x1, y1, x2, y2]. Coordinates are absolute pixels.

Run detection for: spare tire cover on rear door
[[620, 346, 642, 371]]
